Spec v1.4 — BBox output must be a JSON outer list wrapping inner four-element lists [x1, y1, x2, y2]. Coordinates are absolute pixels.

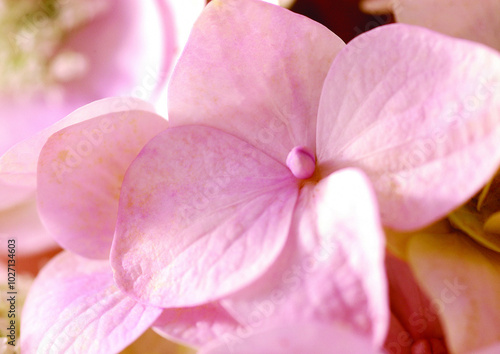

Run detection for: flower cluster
[[2, 0, 500, 353]]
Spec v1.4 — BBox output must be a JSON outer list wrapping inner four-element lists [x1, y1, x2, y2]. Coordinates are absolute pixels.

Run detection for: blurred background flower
[[360, 0, 500, 51], [0, 0, 180, 156], [0, 0, 205, 262]]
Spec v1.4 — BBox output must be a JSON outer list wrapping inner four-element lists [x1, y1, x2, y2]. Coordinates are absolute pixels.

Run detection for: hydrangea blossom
[[20, 0, 500, 352], [117, 0, 500, 349], [0, 0, 181, 156], [112, 0, 500, 304]]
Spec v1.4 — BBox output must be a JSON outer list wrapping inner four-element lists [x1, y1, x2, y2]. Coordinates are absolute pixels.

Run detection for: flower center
[[0, 0, 109, 102], [286, 146, 315, 179]]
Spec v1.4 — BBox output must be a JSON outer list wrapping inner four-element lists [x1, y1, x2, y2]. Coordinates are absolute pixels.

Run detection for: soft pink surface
[[317, 24, 500, 230], [168, 0, 345, 163], [0, 97, 155, 256], [21, 251, 162, 353], [0, 97, 155, 210], [153, 302, 240, 348], [221, 168, 388, 347], [0, 197, 58, 254], [37, 109, 168, 259], [200, 322, 383, 354], [111, 125, 298, 306], [112, 1, 500, 350]]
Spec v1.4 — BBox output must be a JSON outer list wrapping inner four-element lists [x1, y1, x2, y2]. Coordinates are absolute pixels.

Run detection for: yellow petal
[[484, 211, 500, 234], [385, 219, 452, 260], [121, 329, 195, 354], [476, 176, 494, 211], [408, 232, 500, 353], [449, 205, 500, 252], [385, 228, 413, 260]]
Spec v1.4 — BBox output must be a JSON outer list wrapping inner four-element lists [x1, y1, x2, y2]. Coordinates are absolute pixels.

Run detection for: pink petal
[[200, 322, 383, 354], [21, 251, 162, 353], [408, 232, 500, 353], [221, 168, 388, 347], [168, 0, 344, 163], [153, 302, 241, 348], [111, 125, 298, 307], [317, 24, 500, 230], [37, 109, 167, 259], [0, 97, 154, 210], [0, 197, 58, 256]]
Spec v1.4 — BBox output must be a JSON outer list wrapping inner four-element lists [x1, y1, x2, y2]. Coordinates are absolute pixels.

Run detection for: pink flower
[[109, 0, 499, 350], [21, 0, 500, 352], [0, 0, 175, 156], [0, 0, 204, 256]]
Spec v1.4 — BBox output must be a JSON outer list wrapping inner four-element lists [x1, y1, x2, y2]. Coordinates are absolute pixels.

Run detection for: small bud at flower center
[[286, 146, 315, 179]]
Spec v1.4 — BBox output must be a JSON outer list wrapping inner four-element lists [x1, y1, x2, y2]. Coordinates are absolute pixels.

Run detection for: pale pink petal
[[37, 110, 168, 259], [393, 0, 500, 52], [200, 322, 383, 354], [221, 168, 388, 347], [111, 125, 298, 307], [153, 302, 240, 348], [0, 99, 151, 256], [408, 232, 500, 353], [0, 196, 58, 255], [0, 97, 155, 210], [317, 24, 500, 231], [21, 251, 162, 353], [168, 0, 344, 163]]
